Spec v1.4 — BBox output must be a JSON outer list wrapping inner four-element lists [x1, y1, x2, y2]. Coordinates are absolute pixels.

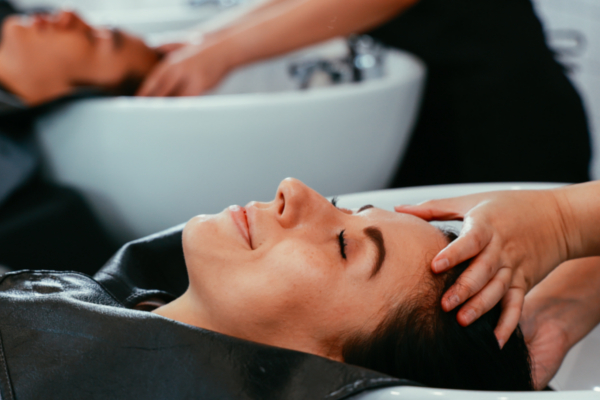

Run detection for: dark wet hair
[[68, 73, 144, 98], [80, 50, 163, 97], [106, 73, 145, 96], [342, 231, 533, 391]]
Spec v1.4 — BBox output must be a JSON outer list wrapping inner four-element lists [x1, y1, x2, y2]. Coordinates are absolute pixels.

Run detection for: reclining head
[[155, 178, 532, 391], [0, 10, 159, 105], [343, 241, 533, 391]]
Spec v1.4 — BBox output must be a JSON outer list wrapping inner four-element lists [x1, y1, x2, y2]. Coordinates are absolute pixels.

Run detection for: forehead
[[360, 207, 443, 238], [359, 207, 447, 278]]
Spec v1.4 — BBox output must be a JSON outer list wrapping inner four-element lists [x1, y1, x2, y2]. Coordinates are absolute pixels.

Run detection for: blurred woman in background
[[0, 7, 159, 274]]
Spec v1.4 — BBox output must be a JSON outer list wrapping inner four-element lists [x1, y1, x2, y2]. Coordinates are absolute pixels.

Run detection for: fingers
[[441, 246, 502, 311], [394, 193, 489, 221], [451, 268, 524, 348], [454, 266, 512, 326], [178, 76, 213, 97], [137, 63, 169, 96], [432, 217, 493, 274], [494, 287, 525, 348], [137, 63, 183, 97], [394, 199, 465, 221]]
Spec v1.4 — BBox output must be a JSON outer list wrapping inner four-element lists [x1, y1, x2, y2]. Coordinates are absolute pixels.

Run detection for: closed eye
[[338, 230, 347, 259]]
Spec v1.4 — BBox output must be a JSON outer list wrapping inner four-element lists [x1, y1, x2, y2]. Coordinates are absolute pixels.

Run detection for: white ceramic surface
[[36, 49, 425, 241], [335, 183, 600, 398], [12, 0, 255, 37], [351, 387, 600, 400]]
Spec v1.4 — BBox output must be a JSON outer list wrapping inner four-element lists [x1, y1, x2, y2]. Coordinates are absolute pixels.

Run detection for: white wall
[[531, 0, 600, 180], [11, 0, 188, 12]]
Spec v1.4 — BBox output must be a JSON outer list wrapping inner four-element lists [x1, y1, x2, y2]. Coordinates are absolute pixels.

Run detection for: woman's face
[[0, 11, 157, 95], [182, 178, 448, 358]]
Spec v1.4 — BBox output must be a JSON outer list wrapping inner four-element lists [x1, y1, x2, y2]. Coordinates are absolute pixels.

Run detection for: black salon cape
[[368, 0, 591, 187], [0, 226, 413, 400]]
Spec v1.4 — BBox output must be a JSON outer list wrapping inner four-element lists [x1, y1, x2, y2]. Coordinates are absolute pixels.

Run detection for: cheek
[[223, 244, 341, 322], [37, 37, 94, 74], [93, 46, 144, 85]]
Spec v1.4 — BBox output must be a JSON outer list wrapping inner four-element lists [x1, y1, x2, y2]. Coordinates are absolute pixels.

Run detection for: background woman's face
[[0, 11, 157, 90], [182, 178, 448, 357]]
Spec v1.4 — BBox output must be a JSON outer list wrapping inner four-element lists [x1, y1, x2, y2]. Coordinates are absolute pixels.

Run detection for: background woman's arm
[[210, 0, 418, 69], [137, 0, 419, 96]]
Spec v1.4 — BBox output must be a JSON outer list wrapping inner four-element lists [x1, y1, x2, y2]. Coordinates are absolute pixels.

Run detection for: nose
[[54, 10, 91, 32], [274, 178, 326, 228]]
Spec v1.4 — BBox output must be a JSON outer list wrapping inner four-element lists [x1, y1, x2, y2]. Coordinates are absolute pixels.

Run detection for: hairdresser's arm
[[521, 257, 600, 389], [137, 0, 418, 97], [395, 180, 600, 346]]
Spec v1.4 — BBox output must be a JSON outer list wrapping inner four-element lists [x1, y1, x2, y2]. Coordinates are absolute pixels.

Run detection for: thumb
[[394, 192, 494, 221], [395, 198, 467, 221]]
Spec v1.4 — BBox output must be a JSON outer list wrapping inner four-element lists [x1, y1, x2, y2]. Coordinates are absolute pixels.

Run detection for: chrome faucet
[[289, 35, 386, 89]]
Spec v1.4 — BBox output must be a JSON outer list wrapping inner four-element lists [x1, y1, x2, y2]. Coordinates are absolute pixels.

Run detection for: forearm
[[206, 0, 418, 69], [552, 181, 600, 261]]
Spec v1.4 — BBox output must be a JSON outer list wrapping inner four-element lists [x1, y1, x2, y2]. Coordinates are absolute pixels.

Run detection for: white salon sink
[[36, 47, 425, 241]]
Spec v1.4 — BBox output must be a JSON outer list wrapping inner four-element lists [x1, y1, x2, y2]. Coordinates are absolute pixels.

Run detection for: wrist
[[545, 189, 578, 264], [202, 29, 244, 74], [550, 187, 585, 262], [205, 23, 261, 73]]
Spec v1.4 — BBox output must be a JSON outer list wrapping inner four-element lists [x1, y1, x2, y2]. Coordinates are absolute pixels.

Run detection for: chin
[[182, 212, 231, 256], [183, 213, 213, 241], [1, 18, 30, 49]]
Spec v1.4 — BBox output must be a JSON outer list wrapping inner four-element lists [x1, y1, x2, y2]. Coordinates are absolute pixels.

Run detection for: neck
[[153, 290, 344, 362], [0, 52, 73, 106], [152, 289, 219, 332]]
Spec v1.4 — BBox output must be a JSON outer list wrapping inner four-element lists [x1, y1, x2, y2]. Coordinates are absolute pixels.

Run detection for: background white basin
[[36, 49, 425, 241], [335, 182, 600, 398], [12, 0, 223, 36], [12, 0, 261, 38]]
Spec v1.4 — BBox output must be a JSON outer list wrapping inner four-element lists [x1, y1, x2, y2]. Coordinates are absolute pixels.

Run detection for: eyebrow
[[357, 204, 373, 213], [364, 226, 386, 279]]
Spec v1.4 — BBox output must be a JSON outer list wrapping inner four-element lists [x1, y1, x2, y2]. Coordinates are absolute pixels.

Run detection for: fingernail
[[463, 309, 476, 325], [432, 258, 449, 273], [498, 339, 505, 350], [445, 295, 460, 309]]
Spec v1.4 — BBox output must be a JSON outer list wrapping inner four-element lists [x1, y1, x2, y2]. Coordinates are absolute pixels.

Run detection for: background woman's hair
[[342, 231, 533, 391]]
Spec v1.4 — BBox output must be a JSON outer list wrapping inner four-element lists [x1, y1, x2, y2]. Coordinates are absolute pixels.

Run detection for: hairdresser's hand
[[520, 297, 569, 390], [138, 40, 234, 97], [520, 257, 600, 389], [395, 189, 570, 347]]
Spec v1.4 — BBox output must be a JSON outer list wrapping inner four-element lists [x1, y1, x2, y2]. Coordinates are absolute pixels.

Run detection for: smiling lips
[[229, 205, 252, 248]]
